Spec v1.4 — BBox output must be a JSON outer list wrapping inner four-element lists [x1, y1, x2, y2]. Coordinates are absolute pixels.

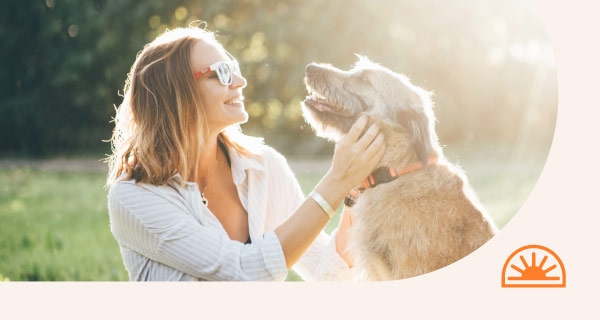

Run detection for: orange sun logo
[[501, 244, 566, 288]]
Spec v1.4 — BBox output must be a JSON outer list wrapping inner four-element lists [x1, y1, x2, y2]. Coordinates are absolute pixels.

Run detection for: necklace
[[199, 146, 220, 206]]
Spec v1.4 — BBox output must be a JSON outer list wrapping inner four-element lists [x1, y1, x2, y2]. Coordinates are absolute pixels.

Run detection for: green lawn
[[0, 169, 122, 281], [0, 150, 546, 281]]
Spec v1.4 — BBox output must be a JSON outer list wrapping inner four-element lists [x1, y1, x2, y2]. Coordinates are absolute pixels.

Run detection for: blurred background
[[0, 0, 556, 281]]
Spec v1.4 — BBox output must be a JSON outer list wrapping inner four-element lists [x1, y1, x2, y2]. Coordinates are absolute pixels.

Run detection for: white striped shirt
[[107, 144, 356, 281]]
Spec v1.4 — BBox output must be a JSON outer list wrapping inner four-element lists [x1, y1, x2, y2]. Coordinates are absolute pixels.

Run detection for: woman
[[105, 26, 385, 281]]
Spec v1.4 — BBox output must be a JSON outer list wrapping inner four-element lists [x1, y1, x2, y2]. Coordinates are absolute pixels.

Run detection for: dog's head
[[302, 55, 437, 165]]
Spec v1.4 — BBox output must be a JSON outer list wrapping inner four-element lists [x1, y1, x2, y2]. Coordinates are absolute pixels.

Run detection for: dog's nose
[[306, 63, 318, 74]]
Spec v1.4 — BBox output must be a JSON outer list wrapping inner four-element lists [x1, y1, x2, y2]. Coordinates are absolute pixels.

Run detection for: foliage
[[1, 0, 186, 156], [1, 0, 556, 158]]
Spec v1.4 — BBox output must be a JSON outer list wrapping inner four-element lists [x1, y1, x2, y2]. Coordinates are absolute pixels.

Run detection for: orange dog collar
[[362, 156, 438, 189], [344, 156, 438, 207]]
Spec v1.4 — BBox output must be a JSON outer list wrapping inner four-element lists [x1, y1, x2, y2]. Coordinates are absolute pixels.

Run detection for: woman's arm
[[268, 147, 353, 281], [274, 115, 385, 269], [108, 182, 288, 281]]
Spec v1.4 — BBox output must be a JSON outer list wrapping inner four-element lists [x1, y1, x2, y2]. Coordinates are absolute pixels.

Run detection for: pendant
[[201, 192, 208, 206]]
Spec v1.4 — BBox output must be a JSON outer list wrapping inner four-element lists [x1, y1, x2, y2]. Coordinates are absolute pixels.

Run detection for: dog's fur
[[302, 55, 497, 280]]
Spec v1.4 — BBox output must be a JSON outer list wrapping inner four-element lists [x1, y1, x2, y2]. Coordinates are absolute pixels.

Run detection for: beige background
[[1, 0, 599, 318]]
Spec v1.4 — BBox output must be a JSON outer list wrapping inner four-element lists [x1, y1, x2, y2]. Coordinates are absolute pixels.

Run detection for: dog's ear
[[396, 109, 432, 166]]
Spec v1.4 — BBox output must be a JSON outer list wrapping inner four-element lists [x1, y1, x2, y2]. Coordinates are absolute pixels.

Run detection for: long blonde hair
[[105, 27, 260, 188]]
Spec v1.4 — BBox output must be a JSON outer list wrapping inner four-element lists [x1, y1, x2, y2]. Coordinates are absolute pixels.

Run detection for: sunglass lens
[[217, 62, 232, 85]]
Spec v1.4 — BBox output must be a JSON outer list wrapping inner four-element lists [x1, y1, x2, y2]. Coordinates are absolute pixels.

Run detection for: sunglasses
[[193, 60, 240, 86]]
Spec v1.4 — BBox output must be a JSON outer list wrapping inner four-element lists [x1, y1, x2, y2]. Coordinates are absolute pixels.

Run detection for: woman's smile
[[224, 96, 244, 108]]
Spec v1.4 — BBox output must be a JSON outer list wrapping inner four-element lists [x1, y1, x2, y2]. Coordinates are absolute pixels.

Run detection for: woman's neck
[[196, 132, 221, 187]]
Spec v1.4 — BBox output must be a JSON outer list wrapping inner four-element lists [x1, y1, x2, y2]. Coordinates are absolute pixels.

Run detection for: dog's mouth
[[302, 85, 348, 116], [301, 76, 359, 139]]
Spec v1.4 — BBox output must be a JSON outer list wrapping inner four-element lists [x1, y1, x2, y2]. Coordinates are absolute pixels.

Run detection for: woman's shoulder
[[261, 144, 286, 161], [108, 177, 147, 205], [108, 173, 136, 194], [107, 174, 197, 225], [255, 144, 291, 173], [226, 131, 289, 170], [107, 173, 187, 204]]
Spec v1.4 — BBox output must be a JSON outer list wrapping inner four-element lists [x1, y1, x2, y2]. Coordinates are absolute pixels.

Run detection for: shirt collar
[[226, 144, 265, 185]]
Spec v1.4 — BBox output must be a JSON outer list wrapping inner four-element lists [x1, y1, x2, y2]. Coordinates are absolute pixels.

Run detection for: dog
[[301, 55, 497, 280]]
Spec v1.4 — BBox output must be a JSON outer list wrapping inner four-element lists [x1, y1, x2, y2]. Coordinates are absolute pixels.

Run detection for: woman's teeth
[[225, 97, 243, 105]]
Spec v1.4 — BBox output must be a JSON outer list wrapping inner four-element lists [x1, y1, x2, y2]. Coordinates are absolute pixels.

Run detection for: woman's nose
[[231, 73, 247, 89]]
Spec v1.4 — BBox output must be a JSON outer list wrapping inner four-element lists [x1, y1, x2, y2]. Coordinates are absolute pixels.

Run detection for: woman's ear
[[396, 109, 432, 166]]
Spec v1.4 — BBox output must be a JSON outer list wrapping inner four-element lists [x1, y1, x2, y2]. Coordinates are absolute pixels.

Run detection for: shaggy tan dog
[[301, 56, 497, 280]]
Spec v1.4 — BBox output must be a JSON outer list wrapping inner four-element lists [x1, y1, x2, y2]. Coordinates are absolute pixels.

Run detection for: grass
[[0, 148, 547, 281], [0, 169, 123, 281]]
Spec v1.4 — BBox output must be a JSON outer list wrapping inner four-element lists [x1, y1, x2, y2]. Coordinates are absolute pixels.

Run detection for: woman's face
[[190, 40, 248, 134]]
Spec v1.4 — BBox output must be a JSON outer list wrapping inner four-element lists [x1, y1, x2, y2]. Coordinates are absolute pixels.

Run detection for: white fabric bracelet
[[308, 191, 335, 219]]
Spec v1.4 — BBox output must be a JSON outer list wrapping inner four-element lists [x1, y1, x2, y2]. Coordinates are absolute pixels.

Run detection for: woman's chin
[[237, 112, 249, 124], [226, 107, 249, 124]]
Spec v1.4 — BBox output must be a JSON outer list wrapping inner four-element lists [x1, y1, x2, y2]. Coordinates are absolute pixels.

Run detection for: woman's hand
[[327, 115, 386, 192]]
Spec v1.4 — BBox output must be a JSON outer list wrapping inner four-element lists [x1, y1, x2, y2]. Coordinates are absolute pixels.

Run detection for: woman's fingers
[[329, 115, 387, 190], [365, 131, 385, 156], [359, 132, 385, 173], [356, 123, 380, 151], [342, 115, 369, 145]]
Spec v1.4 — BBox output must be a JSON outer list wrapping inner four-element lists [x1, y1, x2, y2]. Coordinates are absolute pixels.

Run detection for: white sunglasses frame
[[193, 60, 238, 86]]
